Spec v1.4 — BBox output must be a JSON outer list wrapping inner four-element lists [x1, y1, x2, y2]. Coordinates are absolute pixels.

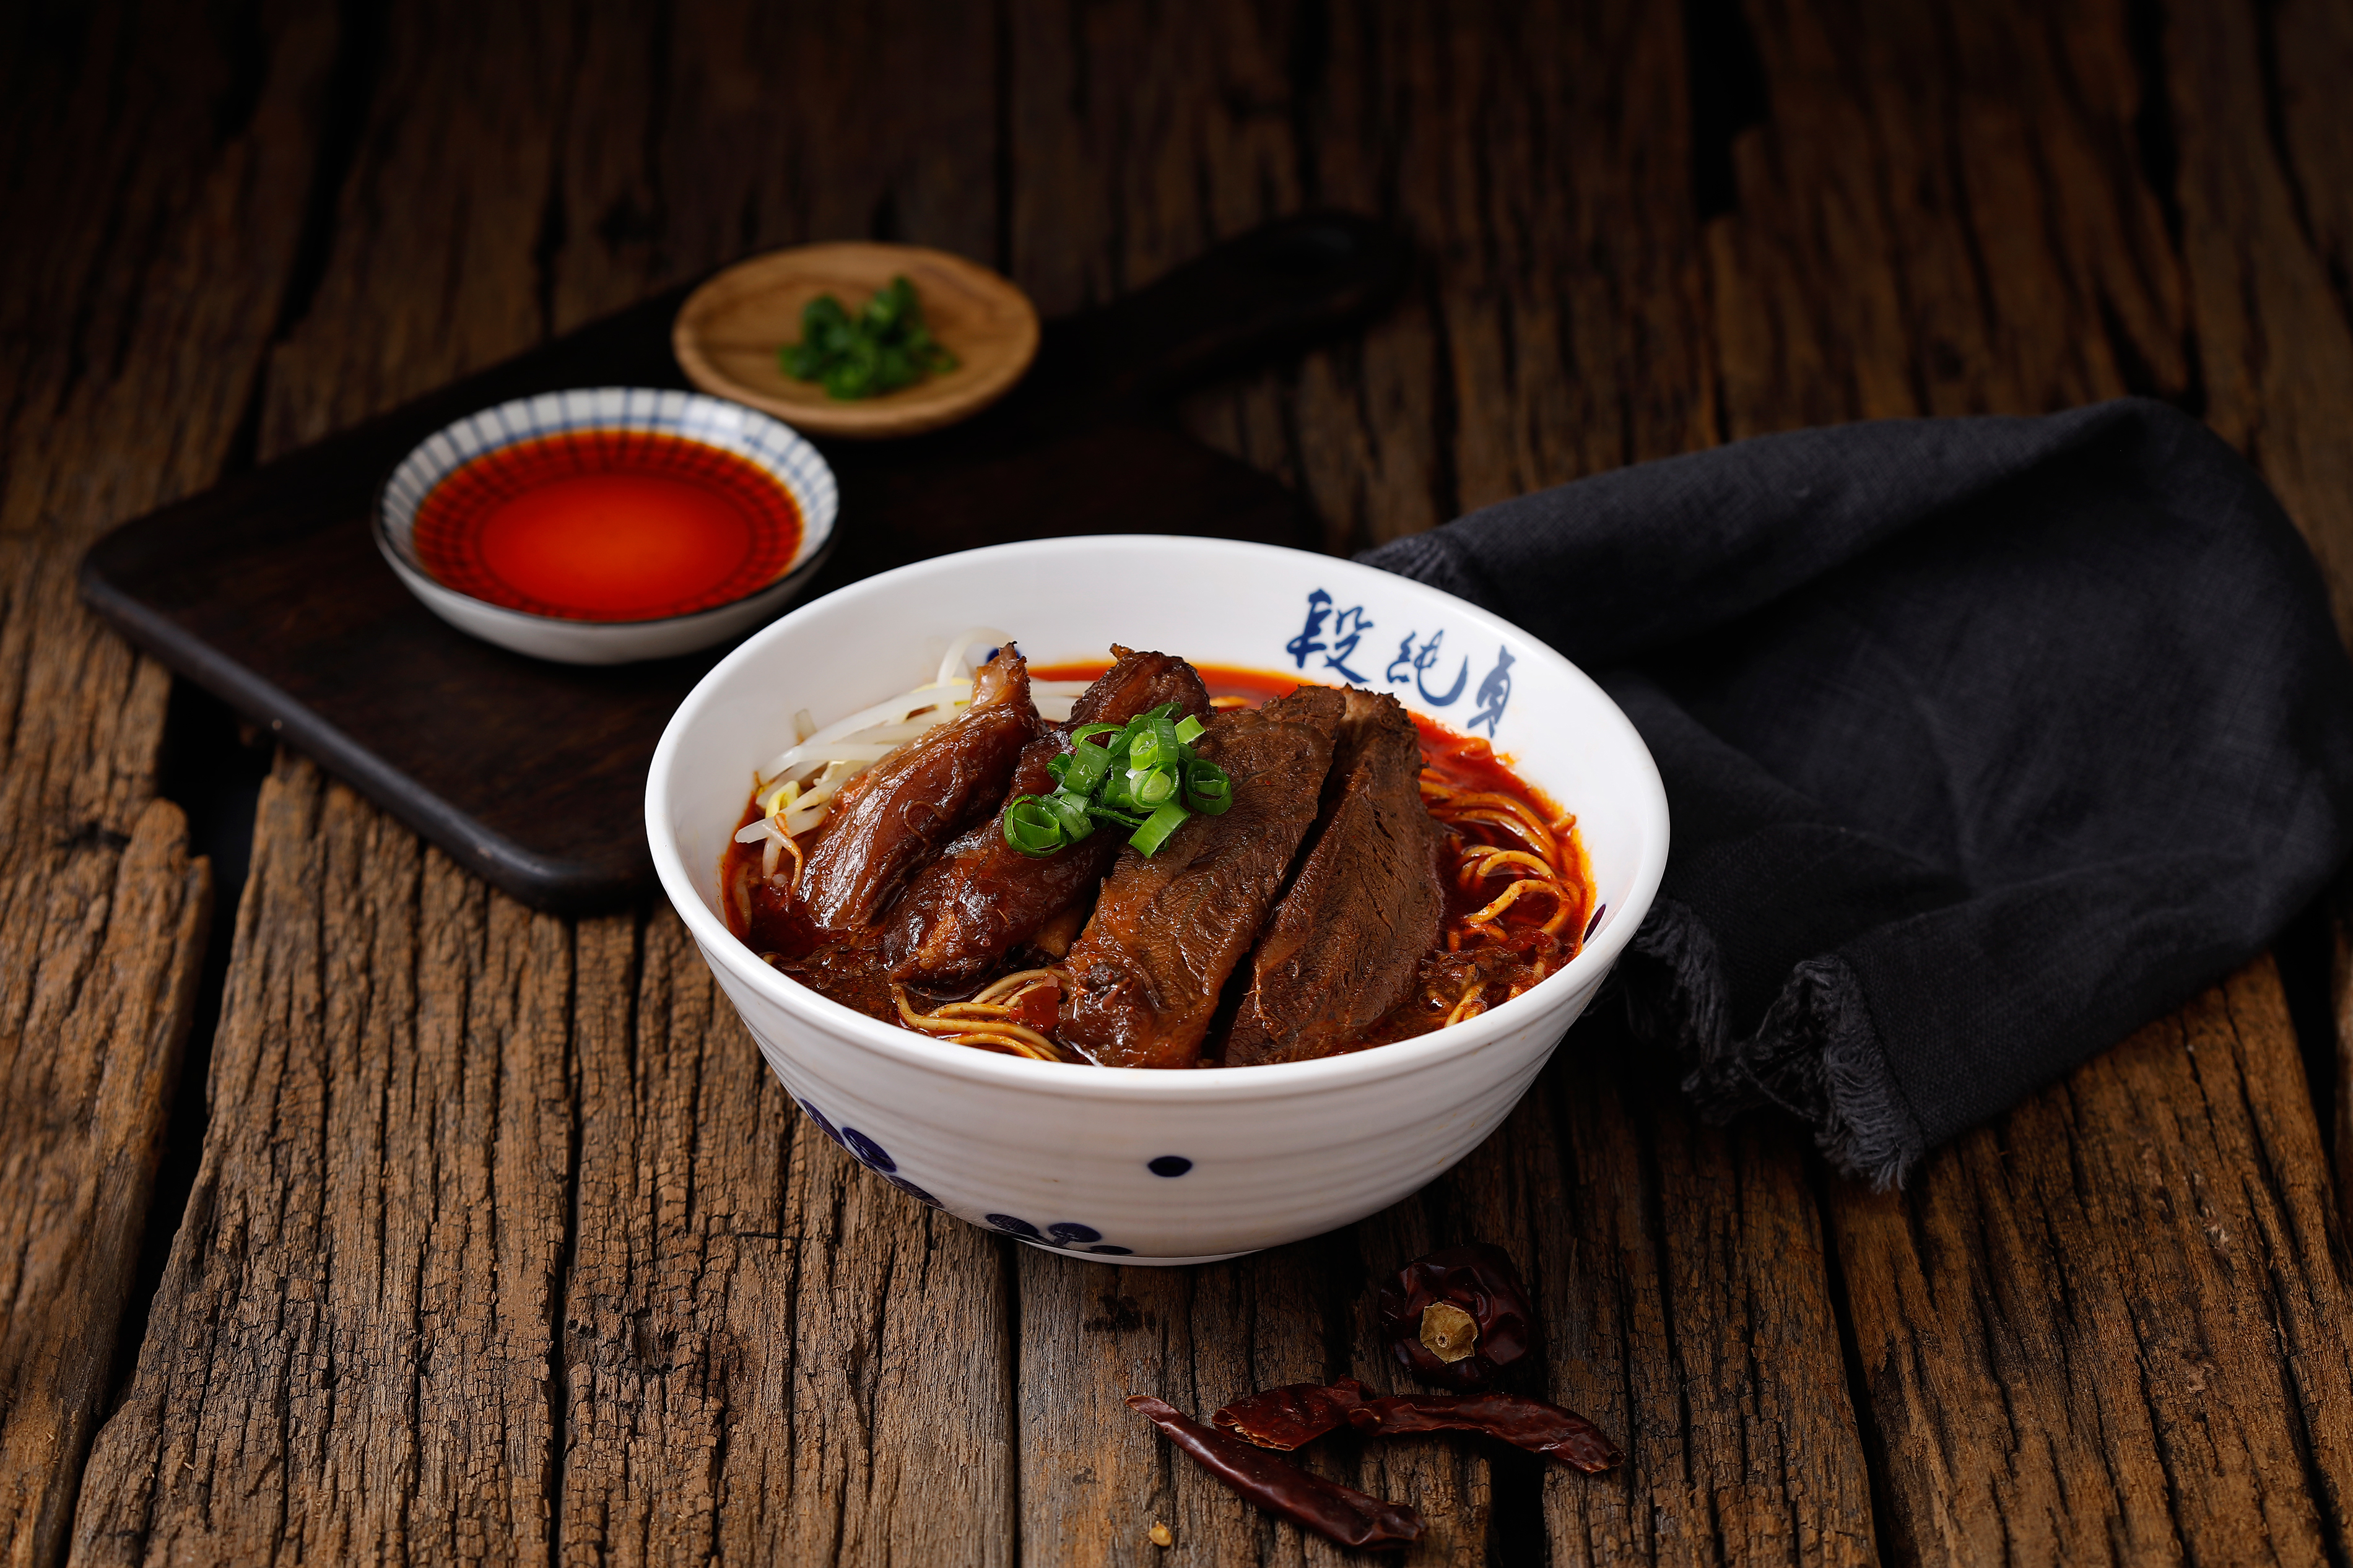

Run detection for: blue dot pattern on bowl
[[799, 1105, 1136, 1252], [798, 1105, 939, 1206], [885, 1174, 941, 1208], [839, 1127, 896, 1172], [798, 1099, 845, 1148], [986, 1216, 1137, 1255], [1147, 1155, 1193, 1177]]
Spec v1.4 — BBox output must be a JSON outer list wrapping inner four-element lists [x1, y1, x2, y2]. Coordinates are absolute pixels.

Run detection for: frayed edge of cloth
[[1624, 901, 1926, 1189]]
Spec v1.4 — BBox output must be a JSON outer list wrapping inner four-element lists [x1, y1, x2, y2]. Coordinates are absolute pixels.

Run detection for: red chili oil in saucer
[[411, 429, 802, 622]]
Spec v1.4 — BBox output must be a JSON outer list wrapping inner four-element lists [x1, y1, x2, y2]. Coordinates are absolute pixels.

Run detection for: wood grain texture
[[1090, 0, 1720, 550], [1708, 0, 2185, 438], [1016, 1031, 1877, 1567], [2164, 0, 2353, 641], [25, 1, 2353, 1565], [72, 4, 1023, 1563], [2241, 0, 2353, 1258], [1834, 961, 2353, 1566], [2272, 0, 2353, 303], [549, 7, 1023, 1559], [1713, 5, 2353, 1562], [1003, 5, 1870, 1562], [0, 2, 334, 1559], [72, 758, 573, 1567], [0, 812, 209, 1568], [557, 911, 1015, 1567], [2335, 916, 2353, 1241], [548, 0, 999, 335], [68, 0, 598, 1556], [254, 0, 584, 456], [1530, 1036, 1876, 1567]]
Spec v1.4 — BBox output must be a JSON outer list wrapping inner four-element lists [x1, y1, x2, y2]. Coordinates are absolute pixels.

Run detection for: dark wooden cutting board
[[80, 214, 1407, 913]]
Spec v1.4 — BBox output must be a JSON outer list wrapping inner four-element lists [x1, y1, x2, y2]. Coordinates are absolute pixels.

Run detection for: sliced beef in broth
[[885, 648, 1212, 987], [1224, 689, 1444, 1065], [1058, 685, 1345, 1069], [796, 644, 1037, 935]]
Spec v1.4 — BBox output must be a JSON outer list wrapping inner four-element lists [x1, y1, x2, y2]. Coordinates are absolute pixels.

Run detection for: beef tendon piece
[[1059, 685, 1345, 1068], [1225, 688, 1444, 1065], [797, 644, 1038, 935], [885, 649, 1212, 986]]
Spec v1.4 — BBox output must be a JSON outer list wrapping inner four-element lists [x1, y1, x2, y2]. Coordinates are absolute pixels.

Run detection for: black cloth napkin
[[1361, 399, 2353, 1185]]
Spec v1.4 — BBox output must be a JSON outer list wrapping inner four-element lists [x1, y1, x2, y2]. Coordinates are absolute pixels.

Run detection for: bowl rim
[[373, 385, 840, 630], [645, 535, 1670, 1104]]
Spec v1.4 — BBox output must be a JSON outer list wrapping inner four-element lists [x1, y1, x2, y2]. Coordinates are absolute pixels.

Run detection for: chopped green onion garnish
[[1138, 714, 1183, 775], [1009, 704, 1232, 859], [1003, 796, 1065, 857], [1061, 735, 1111, 794], [778, 275, 959, 401], [1128, 800, 1192, 857], [1040, 792, 1094, 842], [1183, 758, 1233, 815]]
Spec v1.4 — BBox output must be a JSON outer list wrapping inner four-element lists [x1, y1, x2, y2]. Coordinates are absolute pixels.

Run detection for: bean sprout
[[742, 631, 1092, 846]]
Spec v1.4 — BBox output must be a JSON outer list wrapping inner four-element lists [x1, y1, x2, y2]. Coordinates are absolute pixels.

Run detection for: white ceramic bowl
[[646, 537, 1668, 1263], [376, 388, 838, 664]]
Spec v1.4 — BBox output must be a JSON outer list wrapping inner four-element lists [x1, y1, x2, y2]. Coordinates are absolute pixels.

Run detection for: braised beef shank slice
[[1225, 688, 1445, 1065], [796, 644, 1038, 936], [1058, 685, 1346, 1068], [885, 649, 1212, 987]]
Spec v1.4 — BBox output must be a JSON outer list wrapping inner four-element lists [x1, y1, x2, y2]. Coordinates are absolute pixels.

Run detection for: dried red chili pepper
[[1377, 1243, 1534, 1390], [1212, 1377, 1372, 1450], [1348, 1392, 1623, 1473], [1125, 1395, 1424, 1549]]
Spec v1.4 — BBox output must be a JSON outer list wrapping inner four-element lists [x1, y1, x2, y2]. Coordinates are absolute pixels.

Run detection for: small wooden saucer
[[672, 243, 1040, 439]]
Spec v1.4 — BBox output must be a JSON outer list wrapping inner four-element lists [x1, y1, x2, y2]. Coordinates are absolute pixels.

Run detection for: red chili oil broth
[[412, 429, 802, 622]]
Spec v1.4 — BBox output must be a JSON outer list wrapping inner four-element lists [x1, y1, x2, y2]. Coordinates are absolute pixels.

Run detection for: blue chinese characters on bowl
[[1284, 585, 1514, 736]]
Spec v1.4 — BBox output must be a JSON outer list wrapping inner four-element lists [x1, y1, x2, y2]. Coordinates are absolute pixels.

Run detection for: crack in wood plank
[[0, 3, 342, 1559]]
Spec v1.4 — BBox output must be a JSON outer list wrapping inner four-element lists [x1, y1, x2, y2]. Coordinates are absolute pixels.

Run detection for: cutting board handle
[[1044, 211, 1411, 400]]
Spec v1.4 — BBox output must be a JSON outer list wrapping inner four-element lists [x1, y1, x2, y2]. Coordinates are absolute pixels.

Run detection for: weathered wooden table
[[7, 1, 2353, 1562]]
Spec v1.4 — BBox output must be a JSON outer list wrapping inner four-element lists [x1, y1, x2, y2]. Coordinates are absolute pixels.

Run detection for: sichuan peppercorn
[[1377, 1243, 1534, 1390]]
